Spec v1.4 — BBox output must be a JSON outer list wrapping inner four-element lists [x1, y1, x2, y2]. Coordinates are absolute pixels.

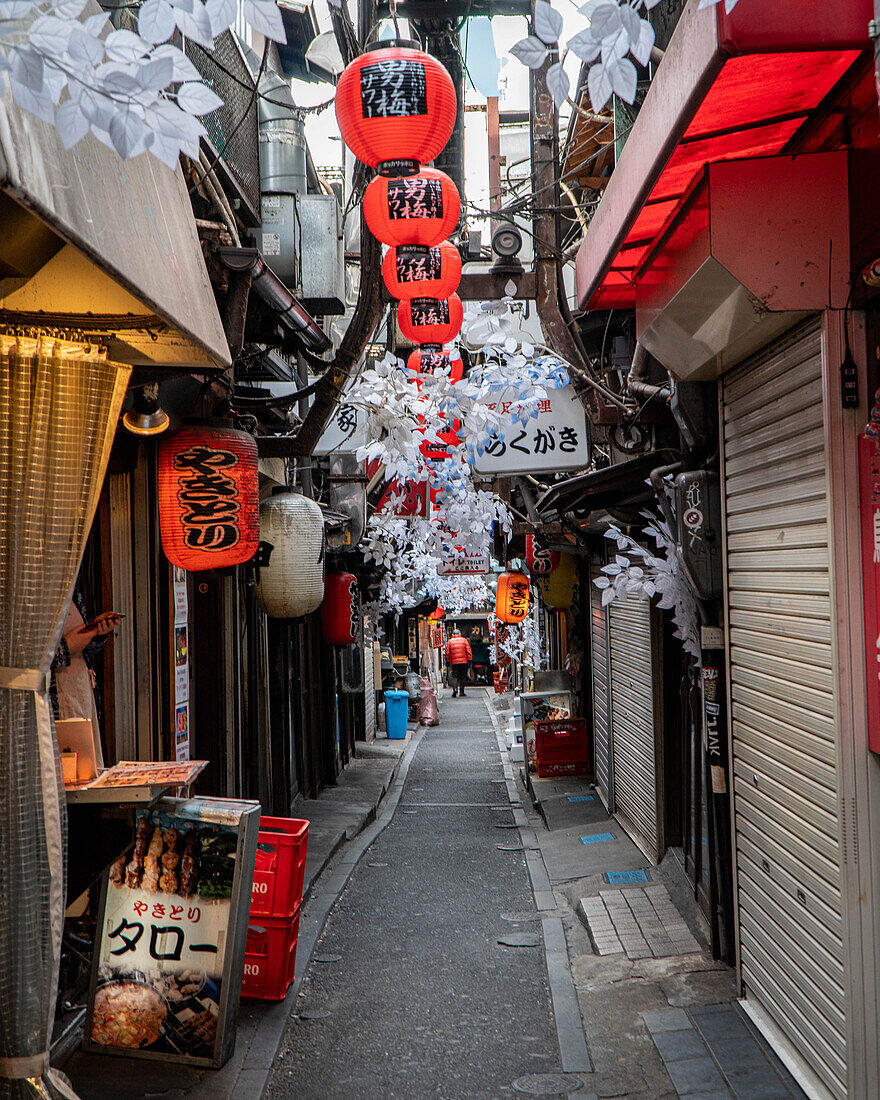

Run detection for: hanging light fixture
[[382, 241, 461, 301], [539, 552, 577, 609], [158, 424, 260, 572], [495, 571, 530, 624], [122, 383, 169, 436], [334, 42, 456, 175], [397, 294, 463, 346], [321, 572, 360, 646], [256, 490, 326, 618], [407, 346, 463, 385], [363, 167, 460, 247]]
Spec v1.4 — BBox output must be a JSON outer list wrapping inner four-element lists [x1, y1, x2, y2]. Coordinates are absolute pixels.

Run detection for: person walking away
[[444, 628, 472, 697]]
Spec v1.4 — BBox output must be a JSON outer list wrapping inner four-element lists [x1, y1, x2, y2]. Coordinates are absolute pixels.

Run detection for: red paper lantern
[[525, 534, 559, 577], [363, 167, 460, 247], [398, 294, 463, 346], [322, 572, 360, 646], [383, 241, 461, 301], [334, 43, 456, 173], [407, 347, 463, 385], [158, 425, 260, 572], [495, 623, 511, 667], [419, 417, 461, 462], [428, 606, 445, 620], [495, 571, 530, 624]]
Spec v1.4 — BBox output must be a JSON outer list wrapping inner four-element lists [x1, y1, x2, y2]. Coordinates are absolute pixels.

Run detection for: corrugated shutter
[[590, 556, 613, 811], [609, 593, 660, 859], [364, 639, 376, 741], [722, 318, 846, 1099]]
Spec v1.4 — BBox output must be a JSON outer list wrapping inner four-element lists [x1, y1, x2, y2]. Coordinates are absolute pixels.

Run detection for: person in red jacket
[[444, 628, 473, 697]]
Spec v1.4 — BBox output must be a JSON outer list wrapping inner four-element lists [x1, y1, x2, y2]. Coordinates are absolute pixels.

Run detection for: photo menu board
[[84, 796, 260, 1068]]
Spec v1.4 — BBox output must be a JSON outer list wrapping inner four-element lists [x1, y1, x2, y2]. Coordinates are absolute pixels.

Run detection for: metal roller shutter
[[721, 318, 846, 1099], [590, 557, 613, 811], [609, 593, 660, 860]]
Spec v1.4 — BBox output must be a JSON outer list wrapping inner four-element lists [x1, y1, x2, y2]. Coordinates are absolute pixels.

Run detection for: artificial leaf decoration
[[534, 0, 564, 46], [510, 35, 549, 70], [607, 55, 637, 101], [567, 29, 602, 64], [587, 60, 613, 112], [631, 19, 655, 67], [546, 61, 570, 110]]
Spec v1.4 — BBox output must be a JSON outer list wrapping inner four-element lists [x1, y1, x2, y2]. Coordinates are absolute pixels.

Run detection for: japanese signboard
[[473, 385, 589, 476], [439, 551, 490, 575], [859, 433, 880, 754], [85, 797, 260, 1068], [313, 396, 368, 456]]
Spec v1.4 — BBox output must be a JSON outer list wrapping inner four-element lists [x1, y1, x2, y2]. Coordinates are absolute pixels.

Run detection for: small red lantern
[[419, 418, 461, 462], [495, 571, 530, 624], [398, 295, 463, 346], [495, 623, 511, 667], [322, 572, 360, 646], [363, 167, 460, 247], [525, 534, 559, 577], [383, 241, 461, 301], [158, 425, 259, 572], [428, 606, 445, 620], [334, 43, 456, 174], [408, 347, 463, 385]]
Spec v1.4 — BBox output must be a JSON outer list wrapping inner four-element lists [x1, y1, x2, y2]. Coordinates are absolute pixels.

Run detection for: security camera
[[491, 222, 523, 259]]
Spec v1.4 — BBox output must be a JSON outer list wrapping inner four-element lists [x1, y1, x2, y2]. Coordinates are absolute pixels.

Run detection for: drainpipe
[[626, 341, 670, 401]]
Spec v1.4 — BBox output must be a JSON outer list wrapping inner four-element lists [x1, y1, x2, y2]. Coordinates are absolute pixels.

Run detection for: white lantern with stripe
[[256, 490, 325, 618]]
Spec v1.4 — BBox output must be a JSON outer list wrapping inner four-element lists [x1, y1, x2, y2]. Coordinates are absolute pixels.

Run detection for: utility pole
[[487, 96, 501, 215]]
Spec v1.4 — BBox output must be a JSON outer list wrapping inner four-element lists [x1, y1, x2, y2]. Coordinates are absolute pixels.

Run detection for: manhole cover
[[497, 932, 541, 948], [511, 1073, 585, 1095], [297, 1009, 331, 1020], [496, 843, 523, 851], [313, 954, 342, 963]]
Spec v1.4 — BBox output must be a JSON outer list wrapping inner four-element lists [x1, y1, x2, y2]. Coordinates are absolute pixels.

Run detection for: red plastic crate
[[250, 816, 309, 919], [534, 719, 589, 778], [241, 909, 300, 1000]]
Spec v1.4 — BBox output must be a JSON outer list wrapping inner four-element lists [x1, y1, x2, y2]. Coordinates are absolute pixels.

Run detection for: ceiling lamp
[[363, 167, 460, 247], [383, 241, 462, 301], [397, 294, 463, 346], [122, 383, 169, 436], [495, 571, 530, 624], [334, 42, 456, 175], [158, 424, 260, 571], [256, 490, 326, 618], [407, 346, 463, 385]]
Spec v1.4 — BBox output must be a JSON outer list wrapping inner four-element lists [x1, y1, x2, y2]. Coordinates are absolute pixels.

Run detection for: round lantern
[[158, 424, 259, 572], [428, 606, 445, 620], [494, 623, 511, 666], [334, 43, 456, 174], [539, 552, 577, 609], [419, 417, 461, 462], [255, 490, 325, 618], [408, 347, 463, 385], [495, 570, 530, 624], [383, 241, 461, 301], [363, 167, 460, 247], [398, 294, 463, 346], [322, 572, 360, 646], [525, 534, 559, 577]]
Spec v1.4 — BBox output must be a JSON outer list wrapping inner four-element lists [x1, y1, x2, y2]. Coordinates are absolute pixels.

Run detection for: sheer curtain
[[0, 334, 130, 1099]]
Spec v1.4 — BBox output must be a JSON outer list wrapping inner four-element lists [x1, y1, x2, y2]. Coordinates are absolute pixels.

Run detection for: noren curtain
[[0, 335, 130, 1099]]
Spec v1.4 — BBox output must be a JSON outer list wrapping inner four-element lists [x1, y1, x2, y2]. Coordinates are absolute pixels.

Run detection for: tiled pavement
[[643, 1004, 808, 1099], [578, 884, 702, 958]]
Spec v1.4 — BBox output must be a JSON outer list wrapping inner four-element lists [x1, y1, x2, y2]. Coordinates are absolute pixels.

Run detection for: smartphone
[[79, 613, 124, 633]]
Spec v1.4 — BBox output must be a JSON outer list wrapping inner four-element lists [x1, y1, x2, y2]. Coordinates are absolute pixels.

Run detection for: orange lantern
[[525, 534, 559, 577], [383, 241, 461, 301], [334, 43, 456, 174], [322, 572, 360, 646], [158, 425, 259, 572], [495, 571, 530, 623], [407, 347, 463, 385], [398, 295, 463, 346], [363, 167, 460, 247]]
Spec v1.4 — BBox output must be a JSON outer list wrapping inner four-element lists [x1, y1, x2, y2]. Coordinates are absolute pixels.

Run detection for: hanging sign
[[473, 385, 589, 476], [859, 433, 880, 754], [374, 479, 429, 517], [85, 797, 260, 1068], [313, 395, 368, 455], [439, 551, 489, 575]]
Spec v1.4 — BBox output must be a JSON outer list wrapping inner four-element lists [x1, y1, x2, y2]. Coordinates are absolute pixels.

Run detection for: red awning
[[575, 0, 871, 312]]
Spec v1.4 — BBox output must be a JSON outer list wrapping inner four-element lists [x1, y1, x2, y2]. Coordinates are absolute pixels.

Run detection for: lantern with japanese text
[[495, 571, 530, 624], [322, 572, 360, 646], [408, 347, 463, 385], [419, 417, 461, 462], [398, 294, 463, 346], [334, 43, 456, 175], [255, 490, 325, 618], [494, 622, 511, 666], [158, 424, 260, 572], [539, 552, 577, 609], [363, 167, 460, 247], [525, 534, 559, 577], [383, 241, 461, 301]]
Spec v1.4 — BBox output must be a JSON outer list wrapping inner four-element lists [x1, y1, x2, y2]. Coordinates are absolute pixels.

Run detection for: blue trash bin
[[384, 690, 409, 740]]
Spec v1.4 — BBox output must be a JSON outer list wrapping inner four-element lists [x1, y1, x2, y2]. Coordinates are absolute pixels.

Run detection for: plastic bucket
[[384, 689, 409, 740]]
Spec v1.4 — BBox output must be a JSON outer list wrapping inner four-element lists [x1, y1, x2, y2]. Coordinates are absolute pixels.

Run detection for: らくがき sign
[[473, 385, 588, 476]]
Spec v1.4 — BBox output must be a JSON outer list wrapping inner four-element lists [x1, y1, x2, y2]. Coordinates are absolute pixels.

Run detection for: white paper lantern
[[256, 490, 326, 618]]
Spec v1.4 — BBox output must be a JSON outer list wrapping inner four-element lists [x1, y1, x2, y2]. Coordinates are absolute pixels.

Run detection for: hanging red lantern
[[419, 417, 461, 462], [428, 606, 445, 620], [494, 623, 511, 667], [495, 571, 530, 624], [407, 347, 463, 385], [525, 534, 560, 577], [363, 167, 460, 247], [322, 572, 360, 646], [158, 424, 259, 572], [334, 43, 456, 174], [383, 241, 461, 301], [398, 294, 463, 346]]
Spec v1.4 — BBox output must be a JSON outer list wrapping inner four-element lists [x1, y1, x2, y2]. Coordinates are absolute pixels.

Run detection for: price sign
[[474, 385, 589, 476]]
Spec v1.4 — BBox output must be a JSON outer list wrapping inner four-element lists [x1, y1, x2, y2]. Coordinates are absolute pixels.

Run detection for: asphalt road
[[267, 692, 560, 1099]]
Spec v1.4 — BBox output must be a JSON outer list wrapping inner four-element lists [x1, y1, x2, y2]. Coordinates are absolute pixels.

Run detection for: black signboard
[[360, 58, 427, 118], [396, 246, 442, 284], [387, 178, 443, 220], [410, 299, 449, 326]]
